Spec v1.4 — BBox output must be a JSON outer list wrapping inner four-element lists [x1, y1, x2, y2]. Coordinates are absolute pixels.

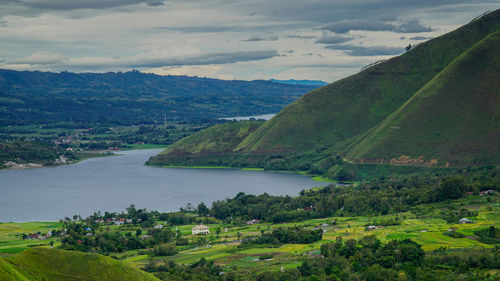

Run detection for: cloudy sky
[[0, 0, 498, 82]]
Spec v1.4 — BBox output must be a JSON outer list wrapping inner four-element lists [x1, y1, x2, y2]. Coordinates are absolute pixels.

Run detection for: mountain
[[150, 10, 500, 177], [345, 30, 500, 167], [0, 70, 320, 126], [0, 248, 159, 281]]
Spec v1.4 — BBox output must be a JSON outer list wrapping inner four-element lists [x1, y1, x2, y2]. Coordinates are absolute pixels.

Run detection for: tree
[[215, 226, 221, 237], [439, 177, 466, 199], [198, 202, 209, 216]]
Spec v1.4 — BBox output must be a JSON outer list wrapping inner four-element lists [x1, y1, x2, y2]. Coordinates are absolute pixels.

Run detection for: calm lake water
[[219, 113, 275, 121], [0, 149, 327, 222]]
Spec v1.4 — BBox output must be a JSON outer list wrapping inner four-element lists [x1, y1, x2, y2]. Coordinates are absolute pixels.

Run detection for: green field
[[0, 222, 62, 257]]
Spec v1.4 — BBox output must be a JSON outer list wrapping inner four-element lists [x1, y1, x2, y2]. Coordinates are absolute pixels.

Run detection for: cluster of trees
[[204, 172, 498, 224], [61, 220, 180, 254], [144, 257, 223, 281], [474, 226, 500, 244], [243, 228, 323, 246], [0, 140, 77, 168]]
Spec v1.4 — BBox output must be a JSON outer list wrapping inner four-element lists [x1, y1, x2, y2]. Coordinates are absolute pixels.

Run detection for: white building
[[192, 224, 210, 235], [459, 218, 473, 224]]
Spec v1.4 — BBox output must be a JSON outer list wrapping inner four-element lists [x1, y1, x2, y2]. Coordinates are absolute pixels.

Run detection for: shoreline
[[156, 164, 352, 184]]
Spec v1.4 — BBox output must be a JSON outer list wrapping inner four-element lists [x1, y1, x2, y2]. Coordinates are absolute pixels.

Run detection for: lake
[[0, 149, 327, 222], [219, 113, 275, 121]]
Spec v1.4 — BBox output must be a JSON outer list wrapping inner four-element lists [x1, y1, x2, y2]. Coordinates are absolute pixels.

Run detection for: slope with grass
[[345, 30, 500, 166], [147, 121, 265, 167], [152, 10, 500, 174], [0, 248, 159, 281], [235, 10, 500, 155]]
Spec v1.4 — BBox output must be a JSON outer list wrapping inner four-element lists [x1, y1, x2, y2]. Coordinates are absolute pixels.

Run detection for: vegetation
[[0, 70, 318, 126], [0, 140, 78, 168], [150, 10, 500, 179], [0, 248, 159, 281], [346, 29, 500, 167]]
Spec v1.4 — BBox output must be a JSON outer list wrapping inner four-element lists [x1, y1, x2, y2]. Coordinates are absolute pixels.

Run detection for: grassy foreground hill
[[0, 248, 159, 281], [149, 10, 500, 177]]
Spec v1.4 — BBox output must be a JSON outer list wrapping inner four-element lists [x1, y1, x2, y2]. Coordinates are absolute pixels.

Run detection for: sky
[[0, 1, 498, 82]]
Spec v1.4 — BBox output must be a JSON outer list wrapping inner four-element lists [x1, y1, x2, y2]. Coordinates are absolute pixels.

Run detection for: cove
[[0, 149, 327, 222]]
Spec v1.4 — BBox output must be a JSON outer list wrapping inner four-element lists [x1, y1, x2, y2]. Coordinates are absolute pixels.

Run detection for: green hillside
[[0, 248, 159, 281], [147, 121, 265, 167], [235, 9, 500, 155], [345, 30, 500, 167], [151, 10, 500, 177]]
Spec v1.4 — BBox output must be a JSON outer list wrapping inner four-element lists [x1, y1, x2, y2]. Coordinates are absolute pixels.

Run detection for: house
[[459, 218, 473, 224], [246, 219, 260, 225], [154, 224, 163, 229], [366, 225, 377, 231], [192, 224, 210, 235], [480, 190, 495, 196]]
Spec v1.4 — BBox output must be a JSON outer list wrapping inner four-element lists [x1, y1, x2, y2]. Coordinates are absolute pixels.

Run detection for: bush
[[259, 254, 273, 260], [443, 231, 465, 238], [153, 243, 178, 256]]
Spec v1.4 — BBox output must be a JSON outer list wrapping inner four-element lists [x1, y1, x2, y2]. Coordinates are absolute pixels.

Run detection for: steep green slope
[[345, 30, 500, 167], [0, 248, 159, 281], [236, 10, 500, 155], [147, 121, 264, 166], [0, 258, 30, 281], [152, 10, 500, 174]]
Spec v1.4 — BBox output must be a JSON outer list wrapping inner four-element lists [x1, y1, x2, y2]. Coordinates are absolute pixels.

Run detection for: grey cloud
[[410, 36, 433, 40], [322, 18, 433, 34], [147, 1, 164, 7], [242, 35, 279, 42], [158, 22, 311, 33], [325, 44, 404, 56], [315, 34, 354, 44], [11, 50, 280, 69], [11, 51, 69, 65], [14, 0, 158, 10], [396, 20, 433, 33], [286, 34, 317, 39], [0, 20, 7, 27]]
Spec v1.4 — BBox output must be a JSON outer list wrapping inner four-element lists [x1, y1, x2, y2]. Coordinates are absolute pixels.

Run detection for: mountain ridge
[[149, 10, 500, 178]]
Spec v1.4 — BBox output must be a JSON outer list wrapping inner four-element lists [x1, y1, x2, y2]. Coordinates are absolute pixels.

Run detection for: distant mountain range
[[269, 79, 328, 86], [149, 9, 500, 178], [0, 70, 320, 126]]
